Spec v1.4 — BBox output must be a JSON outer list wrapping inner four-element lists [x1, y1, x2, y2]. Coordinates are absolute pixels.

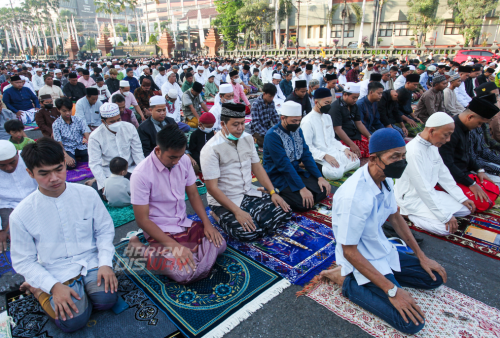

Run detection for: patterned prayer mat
[[296, 194, 334, 227], [66, 162, 94, 182], [23, 122, 39, 131], [114, 237, 290, 338], [0, 251, 14, 278], [407, 211, 500, 261], [188, 207, 336, 285], [298, 270, 500, 338], [6, 271, 182, 338], [104, 201, 135, 227], [326, 170, 356, 187]]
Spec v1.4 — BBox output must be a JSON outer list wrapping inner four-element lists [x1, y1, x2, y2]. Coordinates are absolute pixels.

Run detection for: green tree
[[213, 0, 244, 50], [447, 0, 498, 46], [81, 37, 97, 51], [236, 0, 275, 49], [94, 0, 120, 43], [407, 0, 441, 46]]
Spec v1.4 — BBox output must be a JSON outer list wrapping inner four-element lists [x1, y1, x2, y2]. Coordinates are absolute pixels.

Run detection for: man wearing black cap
[[38, 74, 64, 101], [439, 95, 500, 210], [477, 67, 496, 86], [201, 103, 291, 241], [181, 81, 209, 128], [473, 82, 500, 151], [396, 73, 425, 136], [35, 94, 61, 138], [229, 70, 251, 106], [285, 80, 311, 116], [75, 87, 103, 130], [359, 73, 383, 100], [378, 89, 408, 138], [324, 73, 338, 100], [455, 65, 472, 108], [464, 64, 482, 98], [63, 73, 87, 102], [414, 74, 448, 123], [394, 66, 411, 90], [362, 63, 374, 81], [303, 64, 314, 87], [346, 62, 360, 83], [3, 75, 40, 124]]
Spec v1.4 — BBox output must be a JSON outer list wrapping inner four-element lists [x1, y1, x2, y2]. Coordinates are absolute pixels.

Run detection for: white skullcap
[[344, 82, 360, 94], [35, 68, 42, 72], [54, 69, 62, 74], [273, 74, 282, 80], [182, 65, 188, 69], [425, 112, 454, 128], [219, 84, 234, 94], [218, 66, 224, 72], [0, 140, 17, 161], [280, 101, 302, 117], [107, 61, 112, 65], [427, 65, 436, 71], [167, 89, 178, 99], [150, 95, 166, 106], [100, 102, 120, 118], [409, 65, 416, 71], [120, 80, 130, 87], [115, 65, 121, 69], [166, 71, 174, 78], [27, 64, 32, 68], [197, 66, 204, 71]]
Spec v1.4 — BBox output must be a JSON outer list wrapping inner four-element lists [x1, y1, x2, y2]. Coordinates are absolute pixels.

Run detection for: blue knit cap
[[369, 128, 406, 154], [313, 87, 332, 99]]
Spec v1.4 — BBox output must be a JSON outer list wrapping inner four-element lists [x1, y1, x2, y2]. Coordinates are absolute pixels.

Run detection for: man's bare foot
[[319, 266, 345, 286], [20, 282, 43, 299], [210, 211, 220, 224], [126, 235, 146, 258], [84, 178, 96, 186]]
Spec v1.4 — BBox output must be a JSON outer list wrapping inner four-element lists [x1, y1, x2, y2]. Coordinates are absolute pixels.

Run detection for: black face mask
[[319, 104, 331, 115], [379, 158, 408, 179], [286, 123, 300, 132], [44, 104, 53, 109]]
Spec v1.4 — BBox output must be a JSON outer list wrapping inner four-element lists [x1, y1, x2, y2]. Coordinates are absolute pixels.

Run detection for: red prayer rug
[[298, 267, 500, 338]]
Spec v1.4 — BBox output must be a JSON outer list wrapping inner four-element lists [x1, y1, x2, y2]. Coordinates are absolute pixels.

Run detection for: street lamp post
[[296, 0, 301, 57]]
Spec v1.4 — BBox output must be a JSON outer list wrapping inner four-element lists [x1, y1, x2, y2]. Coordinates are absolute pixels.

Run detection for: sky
[[0, 0, 22, 8]]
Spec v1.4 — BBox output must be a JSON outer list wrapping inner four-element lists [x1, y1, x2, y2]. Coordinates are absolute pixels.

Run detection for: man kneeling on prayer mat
[[263, 101, 331, 211], [439, 95, 500, 210], [395, 112, 475, 236], [301, 87, 360, 180], [128, 125, 226, 284], [201, 103, 292, 242], [11, 138, 118, 333], [320, 128, 446, 335]]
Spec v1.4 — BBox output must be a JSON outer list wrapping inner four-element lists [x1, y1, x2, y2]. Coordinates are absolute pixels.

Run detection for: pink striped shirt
[[231, 83, 250, 105]]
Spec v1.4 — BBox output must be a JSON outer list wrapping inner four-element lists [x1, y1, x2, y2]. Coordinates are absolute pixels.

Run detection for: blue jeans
[[342, 252, 443, 334]]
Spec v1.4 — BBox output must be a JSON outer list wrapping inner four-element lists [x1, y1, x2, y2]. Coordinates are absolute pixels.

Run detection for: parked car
[[453, 50, 498, 63]]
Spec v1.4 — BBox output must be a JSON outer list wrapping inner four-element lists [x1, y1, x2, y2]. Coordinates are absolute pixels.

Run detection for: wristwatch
[[270, 188, 279, 196], [387, 285, 398, 298], [478, 169, 485, 173]]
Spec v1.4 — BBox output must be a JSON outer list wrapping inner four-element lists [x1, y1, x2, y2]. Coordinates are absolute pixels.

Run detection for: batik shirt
[[52, 116, 90, 153]]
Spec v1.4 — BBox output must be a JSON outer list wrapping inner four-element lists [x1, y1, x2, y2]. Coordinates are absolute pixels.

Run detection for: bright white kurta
[[455, 81, 472, 108], [394, 135, 468, 223], [88, 122, 145, 190]]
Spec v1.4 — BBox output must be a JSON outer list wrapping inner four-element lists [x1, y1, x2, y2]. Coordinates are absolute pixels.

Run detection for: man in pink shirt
[[77, 69, 96, 88], [228, 70, 250, 106], [128, 124, 225, 284], [109, 80, 146, 121]]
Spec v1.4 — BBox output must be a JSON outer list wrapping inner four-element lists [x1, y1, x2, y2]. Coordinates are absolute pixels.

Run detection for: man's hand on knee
[[235, 210, 256, 232], [51, 282, 81, 321], [389, 288, 425, 326], [97, 266, 118, 294]]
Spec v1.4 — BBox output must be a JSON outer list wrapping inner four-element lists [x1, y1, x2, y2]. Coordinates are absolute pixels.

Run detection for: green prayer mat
[[103, 201, 135, 227], [185, 179, 207, 200], [326, 169, 356, 187]]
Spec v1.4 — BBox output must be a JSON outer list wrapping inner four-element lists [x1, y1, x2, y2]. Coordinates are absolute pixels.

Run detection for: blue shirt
[[75, 96, 103, 127], [419, 72, 429, 90], [239, 71, 251, 85], [279, 79, 293, 98], [263, 123, 322, 192], [124, 76, 140, 94], [3, 86, 40, 113], [332, 164, 400, 285], [52, 115, 90, 153], [356, 96, 384, 133]]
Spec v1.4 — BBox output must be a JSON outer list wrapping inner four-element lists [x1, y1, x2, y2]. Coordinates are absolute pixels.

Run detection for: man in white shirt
[[261, 61, 274, 84], [211, 66, 224, 86], [32, 68, 45, 91], [393, 66, 410, 90], [0, 141, 37, 252], [455, 66, 472, 108], [154, 66, 168, 89], [88, 102, 145, 192], [11, 138, 117, 333], [395, 112, 474, 236], [95, 77, 111, 103], [301, 88, 359, 180], [320, 128, 446, 335], [303, 64, 314, 87], [161, 71, 183, 102], [38, 74, 64, 101], [209, 84, 234, 132], [271, 73, 286, 109], [443, 74, 465, 115], [194, 66, 206, 86]]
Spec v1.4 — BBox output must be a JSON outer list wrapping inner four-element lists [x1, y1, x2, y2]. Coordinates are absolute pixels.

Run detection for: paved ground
[[13, 128, 500, 337]]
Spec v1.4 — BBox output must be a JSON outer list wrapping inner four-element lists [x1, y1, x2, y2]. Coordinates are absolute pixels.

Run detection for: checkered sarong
[[405, 122, 424, 137]]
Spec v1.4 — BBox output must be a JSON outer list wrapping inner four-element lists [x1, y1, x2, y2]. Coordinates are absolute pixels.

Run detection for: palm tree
[[373, 0, 385, 48], [356, 0, 366, 48], [339, 0, 362, 47], [95, 0, 119, 44]]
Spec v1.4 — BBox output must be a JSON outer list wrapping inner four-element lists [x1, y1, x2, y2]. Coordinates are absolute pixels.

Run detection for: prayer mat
[[65, 162, 94, 182], [245, 115, 252, 125], [23, 122, 39, 131], [296, 194, 334, 227], [326, 169, 356, 188], [104, 201, 135, 228], [6, 271, 182, 338], [407, 213, 500, 261], [0, 251, 14, 278], [113, 236, 290, 338], [188, 207, 336, 285], [298, 266, 500, 338]]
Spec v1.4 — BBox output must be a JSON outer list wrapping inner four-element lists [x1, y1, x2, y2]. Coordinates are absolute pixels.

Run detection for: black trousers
[[279, 172, 328, 212]]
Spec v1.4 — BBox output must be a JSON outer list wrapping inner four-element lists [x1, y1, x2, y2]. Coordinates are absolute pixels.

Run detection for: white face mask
[[107, 121, 122, 132], [234, 78, 242, 84], [201, 126, 213, 133], [122, 91, 129, 97]]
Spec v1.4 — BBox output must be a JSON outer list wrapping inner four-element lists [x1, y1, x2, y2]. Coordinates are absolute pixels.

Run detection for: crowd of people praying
[[1, 52, 499, 334]]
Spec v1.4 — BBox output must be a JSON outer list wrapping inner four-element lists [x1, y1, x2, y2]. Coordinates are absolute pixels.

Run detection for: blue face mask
[[312, 90, 316, 96], [224, 124, 240, 141]]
